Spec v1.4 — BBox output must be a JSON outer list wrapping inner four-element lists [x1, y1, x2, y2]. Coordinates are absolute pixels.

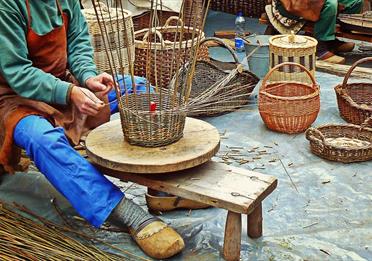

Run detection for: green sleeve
[[0, 8, 71, 105], [67, 1, 97, 86]]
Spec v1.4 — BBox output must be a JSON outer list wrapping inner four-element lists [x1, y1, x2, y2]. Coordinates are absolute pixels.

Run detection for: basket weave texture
[[82, 3, 135, 73], [210, 0, 266, 18], [258, 62, 320, 134], [306, 124, 372, 163], [186, 37, 259, 117], [335, 57, 372, 126], [134, 16, 205, 89], [119, 92, 186, 147]]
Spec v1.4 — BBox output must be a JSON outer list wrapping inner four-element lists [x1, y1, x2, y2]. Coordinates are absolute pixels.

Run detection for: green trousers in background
[[314, 0, 363, 41]]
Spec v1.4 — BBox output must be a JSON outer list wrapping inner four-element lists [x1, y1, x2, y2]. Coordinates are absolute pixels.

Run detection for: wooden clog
[[145, 193, 211, 212], [130, 219, 185, 259]]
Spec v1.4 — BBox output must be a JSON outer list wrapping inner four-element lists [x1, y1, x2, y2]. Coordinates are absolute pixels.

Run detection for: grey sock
[[108, 197, 155, 231]]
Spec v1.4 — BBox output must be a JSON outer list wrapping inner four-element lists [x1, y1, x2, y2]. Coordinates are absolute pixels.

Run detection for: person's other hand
[[85, 73, 114, 96], [70, 86, 105, 116]]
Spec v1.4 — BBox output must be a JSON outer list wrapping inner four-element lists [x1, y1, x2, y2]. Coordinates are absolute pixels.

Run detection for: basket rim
[[134, 26, 205, 49], [269, 34, 318, 49], [260, 81, 320, 101], [306, 124, 372, 151], [334, 83, 372, 112]]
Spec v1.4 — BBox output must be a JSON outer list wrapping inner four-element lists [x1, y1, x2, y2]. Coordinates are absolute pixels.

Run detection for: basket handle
[[198, 37, 240, 65], [164, 16, 184, 28], [261, 62, 317, 88], [342, 57, 372, 87], [94, 1, 109, 12], [142, 29, 165, 48], [305, 127, 326, 151]]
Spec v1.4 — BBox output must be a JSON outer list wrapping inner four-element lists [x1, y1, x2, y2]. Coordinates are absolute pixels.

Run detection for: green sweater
[[0, 0, 97, 105]]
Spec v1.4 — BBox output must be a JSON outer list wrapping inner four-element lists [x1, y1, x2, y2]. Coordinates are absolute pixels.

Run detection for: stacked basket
[[82, 2, 135, 73], [210, 0, 266, 18]]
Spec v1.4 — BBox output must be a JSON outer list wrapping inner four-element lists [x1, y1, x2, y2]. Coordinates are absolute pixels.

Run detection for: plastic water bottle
[[235, 11, 245, 53]]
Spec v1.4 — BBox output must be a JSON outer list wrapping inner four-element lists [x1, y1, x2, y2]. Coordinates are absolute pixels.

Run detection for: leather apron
[[0, 0, 110, 173]]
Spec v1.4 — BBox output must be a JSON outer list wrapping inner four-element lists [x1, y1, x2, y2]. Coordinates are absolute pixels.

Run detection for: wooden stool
[[86, 119, 277, 261]]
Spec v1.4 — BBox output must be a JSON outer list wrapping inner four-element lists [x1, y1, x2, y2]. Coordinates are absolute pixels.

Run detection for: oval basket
[[186, 37, 259, 117], [82, 2, 135, 73], [258, 62, 320, 133], [335, 57, 372, 125], [134, 16, 206, 89], [305, 120, 372, 163], [119, 91, 186, 147]]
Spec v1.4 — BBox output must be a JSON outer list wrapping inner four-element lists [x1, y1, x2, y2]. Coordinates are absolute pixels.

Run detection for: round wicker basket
[[269, 33, 317, 84], [119, 91, 187, 147], [258, 62, 320, 134], [82, 2, 135, 73], [134, 16, 205, 89], [335, 57, 372, 126], [306, 123, 372, 163]]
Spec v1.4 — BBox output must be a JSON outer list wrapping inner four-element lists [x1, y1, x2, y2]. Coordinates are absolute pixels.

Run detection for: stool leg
[[223, 211, 241, 261], [247, 203, 263, 238]]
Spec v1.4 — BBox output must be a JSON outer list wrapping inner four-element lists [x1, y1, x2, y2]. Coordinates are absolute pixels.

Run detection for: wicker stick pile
[[0, 202, 149, 261]]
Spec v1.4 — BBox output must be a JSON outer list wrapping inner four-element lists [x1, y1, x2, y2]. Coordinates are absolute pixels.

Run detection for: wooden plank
[[316, 60, 372, 80], [247, 203, 263, 238], [86, 118, 220, 174], [223, 211, 241, 261], [97, 161, 278, 214]]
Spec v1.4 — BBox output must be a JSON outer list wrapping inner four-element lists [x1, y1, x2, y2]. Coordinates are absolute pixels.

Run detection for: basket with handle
[[305, 117, 372, 163], [258, 62, 320, 133], [335, 57, 372, 125], [133, 16, 206, 89], [82, 2, 135, 73], [185, 37, 259, 117]]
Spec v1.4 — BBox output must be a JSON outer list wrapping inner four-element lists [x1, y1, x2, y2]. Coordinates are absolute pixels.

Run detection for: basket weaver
[[134, 16, 206, 89], [335, 57, 372, 126], [306, 122, 372, 163], [82, 2, 135, 73], [185, 37, 259, 117], [258, 62, 320, 134]]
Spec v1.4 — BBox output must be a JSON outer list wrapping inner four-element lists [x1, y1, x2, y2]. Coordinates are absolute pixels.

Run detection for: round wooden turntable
[[86, 117, 220, 174]]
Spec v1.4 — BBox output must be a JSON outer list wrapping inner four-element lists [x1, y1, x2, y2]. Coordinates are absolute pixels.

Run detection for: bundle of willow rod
[[90, 0, 212, 147], [0, 202, 150, 261]]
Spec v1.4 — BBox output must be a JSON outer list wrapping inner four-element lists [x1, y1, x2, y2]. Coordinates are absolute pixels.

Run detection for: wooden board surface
[[316, 60, 372, 80], [86, 118, 220, 174], [96, 161, 278, 214]]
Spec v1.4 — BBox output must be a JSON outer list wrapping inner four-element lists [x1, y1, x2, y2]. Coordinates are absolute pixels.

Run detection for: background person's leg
[[13, 115, 124, 227], [339, 0, 363, 14]]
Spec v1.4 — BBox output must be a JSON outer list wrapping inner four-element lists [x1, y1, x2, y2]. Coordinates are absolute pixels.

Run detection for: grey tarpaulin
[[0, 10, 371, 261]]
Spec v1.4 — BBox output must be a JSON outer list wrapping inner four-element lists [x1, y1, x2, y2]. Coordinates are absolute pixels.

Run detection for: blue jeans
[[13, 76, 152, 227]]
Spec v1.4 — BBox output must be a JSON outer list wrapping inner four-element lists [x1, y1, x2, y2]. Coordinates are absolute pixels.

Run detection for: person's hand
[[70, 86, 105, 116], [85, 73, 114, 96]]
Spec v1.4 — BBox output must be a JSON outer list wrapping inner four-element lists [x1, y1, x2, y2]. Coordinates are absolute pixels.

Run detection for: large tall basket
[[335, 57, 372, 126], [82, 2, 135, 73], [134, 16, 205, 89], [259, 62, 320, 134]]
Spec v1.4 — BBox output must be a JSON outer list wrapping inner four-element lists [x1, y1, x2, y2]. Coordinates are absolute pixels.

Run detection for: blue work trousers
[[13, 76, 152, 227]]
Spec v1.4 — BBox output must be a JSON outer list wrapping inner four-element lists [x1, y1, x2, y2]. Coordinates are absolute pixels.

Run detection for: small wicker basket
[[306, 121, 372, 163], [82, 2, 135, 73], [335, 57, 372, 125], [269, 33, 317, 84], [119, 91, 187, 147], [258, 62, 320, 134], [134, 16, 205, 89]]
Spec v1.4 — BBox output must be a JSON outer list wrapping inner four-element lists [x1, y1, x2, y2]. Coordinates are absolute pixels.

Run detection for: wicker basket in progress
[[306, 122, 372, 163], [335, 57, 372, 126], [119, 91, 186, 147], [134, 16, 205, 89], [82, 2, 135, 73], [259, 62, 320, 134], [186, 37, 259, 117]]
